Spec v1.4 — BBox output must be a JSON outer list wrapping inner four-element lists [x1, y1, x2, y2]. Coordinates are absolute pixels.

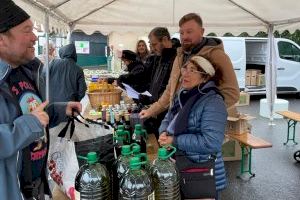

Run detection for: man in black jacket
[[140, 27, 177, 138]]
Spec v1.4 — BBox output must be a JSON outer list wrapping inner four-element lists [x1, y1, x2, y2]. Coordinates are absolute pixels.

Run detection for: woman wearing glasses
[[158, 55, 227, 199]]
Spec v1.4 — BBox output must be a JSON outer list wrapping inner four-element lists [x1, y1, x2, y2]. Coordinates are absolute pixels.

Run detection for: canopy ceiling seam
[[50, 0, 71, 10], [75, 21, 263, 27], [23, 0, 69, 24], [271, 17, 300, 26], [22, 0, 68, 24], [35, 0, 72, 23], [227, 0, 270, 26], [70, 0, 117, 25]]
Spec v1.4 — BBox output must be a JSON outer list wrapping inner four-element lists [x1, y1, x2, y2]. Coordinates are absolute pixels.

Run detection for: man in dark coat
[[139, 27, 177, 138], [117, 50, 148, 93], [47, 43, 87, 102]]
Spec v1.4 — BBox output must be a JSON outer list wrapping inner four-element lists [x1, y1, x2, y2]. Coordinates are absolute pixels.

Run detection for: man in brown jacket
[[140, 13, 239, 119]]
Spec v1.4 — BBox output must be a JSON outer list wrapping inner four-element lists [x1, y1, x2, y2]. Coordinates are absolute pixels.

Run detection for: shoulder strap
[[57, 109, 113, 140]]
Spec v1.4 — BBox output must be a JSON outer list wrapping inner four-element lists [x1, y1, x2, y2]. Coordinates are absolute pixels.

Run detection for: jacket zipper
[[17, 151, 25, 200]]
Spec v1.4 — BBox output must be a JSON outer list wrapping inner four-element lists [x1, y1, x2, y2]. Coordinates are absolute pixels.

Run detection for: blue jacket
[[159, 81, 228, 191], [0, 59, 67, 200]]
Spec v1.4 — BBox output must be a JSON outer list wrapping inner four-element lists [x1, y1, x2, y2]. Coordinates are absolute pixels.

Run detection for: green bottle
[[132, 124, 147, 153], [75, 152, 111, 200], [112, 145, 132, 200], [119, 157, 154, 199], [151, 146, 180, 200], [113, 126, 131, 156], [132, 144, 152, 173]]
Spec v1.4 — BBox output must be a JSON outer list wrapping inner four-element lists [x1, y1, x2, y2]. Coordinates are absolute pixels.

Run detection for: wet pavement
[[221, 95, 300, 200]]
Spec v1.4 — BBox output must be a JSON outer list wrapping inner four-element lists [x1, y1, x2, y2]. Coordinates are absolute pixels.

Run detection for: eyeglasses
[[180, 66, 207, 75]]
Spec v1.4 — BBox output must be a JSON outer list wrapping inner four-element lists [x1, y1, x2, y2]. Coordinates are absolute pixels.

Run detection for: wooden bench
[[276, 111, 300, 145], [227, 133, 272, 178]]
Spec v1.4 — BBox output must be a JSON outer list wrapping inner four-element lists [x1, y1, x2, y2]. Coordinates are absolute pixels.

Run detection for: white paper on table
[[141, 91, 152, 97], [122, 83, 139, 99], [122, 83, 152, 99]]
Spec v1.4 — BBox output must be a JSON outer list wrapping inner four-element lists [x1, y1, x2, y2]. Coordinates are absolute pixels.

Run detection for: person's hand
[[31, 101, 49, 127], [112, 80, 118, 86], [66, 102, 82, 116], [158, 132, 173, 146], [158, 132, 167, 144], [139, 108, 151, 119]]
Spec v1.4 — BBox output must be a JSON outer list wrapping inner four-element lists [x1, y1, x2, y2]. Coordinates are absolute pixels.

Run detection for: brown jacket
[[147, 37, 239, 117]]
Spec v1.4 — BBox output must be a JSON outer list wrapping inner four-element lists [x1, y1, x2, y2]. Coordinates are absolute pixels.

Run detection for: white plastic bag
[[47, 115, 114, 199], [48, 123, 79, 199]]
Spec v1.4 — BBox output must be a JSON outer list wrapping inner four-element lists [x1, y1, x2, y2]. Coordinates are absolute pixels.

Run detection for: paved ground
[[221, 95, 300, 200]]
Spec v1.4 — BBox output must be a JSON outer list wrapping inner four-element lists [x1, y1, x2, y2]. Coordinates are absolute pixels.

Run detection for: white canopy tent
[[13, 0, 300, 121], [14, 0, 300, 35]]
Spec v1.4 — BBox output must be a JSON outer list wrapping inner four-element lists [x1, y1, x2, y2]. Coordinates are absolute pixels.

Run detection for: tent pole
[[44, 12, 50, 101], [266, 25, 276, 126], [67, 23, 74, 44]]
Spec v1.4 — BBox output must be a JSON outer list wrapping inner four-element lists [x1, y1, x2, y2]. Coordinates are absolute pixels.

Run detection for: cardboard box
[[257, 73, 265, 86], [226, 114, 254, 135], [245, 70, 251, 86], [222, 139, 242, 161], [250, 75, 257, 86], [227, 106, 239, 117], [235, 92, 250, 107], [246, 69, 261, 86]]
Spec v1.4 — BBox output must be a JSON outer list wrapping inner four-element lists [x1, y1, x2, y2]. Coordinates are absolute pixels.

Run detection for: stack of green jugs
[[151, 146, 181, 200], [75, 152, 111, 200]]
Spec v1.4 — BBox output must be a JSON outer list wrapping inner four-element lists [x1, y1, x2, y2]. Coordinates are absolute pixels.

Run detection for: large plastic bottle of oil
[[75, 152, 111, 200], [151, 146, 181, 200]]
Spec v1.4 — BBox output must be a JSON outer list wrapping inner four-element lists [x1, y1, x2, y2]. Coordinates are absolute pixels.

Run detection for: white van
[[220, 37, 300, 95]]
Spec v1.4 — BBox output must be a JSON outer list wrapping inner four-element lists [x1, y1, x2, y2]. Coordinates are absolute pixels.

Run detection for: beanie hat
[[0, 0, 30, 33], [190, 56, 215, 76], [121, 50, 137, 62]]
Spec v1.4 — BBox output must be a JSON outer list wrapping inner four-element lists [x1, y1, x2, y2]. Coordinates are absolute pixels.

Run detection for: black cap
[[0, 0, 30, 33], [121, 50, 137, 62]]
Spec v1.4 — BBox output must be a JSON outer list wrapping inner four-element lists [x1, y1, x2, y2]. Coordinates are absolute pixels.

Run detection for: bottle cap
[[117, 125, 125, 130], [158, 148, 168, 159], [132, 145, 141, 154], [87, 152, 98, 164], [121, 145, 132, 156], [129, 157, 141, 170], [135, 124, 142, 130]]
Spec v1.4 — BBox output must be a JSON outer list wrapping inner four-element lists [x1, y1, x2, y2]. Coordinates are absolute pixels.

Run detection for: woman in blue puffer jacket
[[158, 55, 227, 199]]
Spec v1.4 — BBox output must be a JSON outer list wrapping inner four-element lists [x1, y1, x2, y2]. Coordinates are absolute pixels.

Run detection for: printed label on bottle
[[148, 191, 155, 200], [74, 189, 80, 200]]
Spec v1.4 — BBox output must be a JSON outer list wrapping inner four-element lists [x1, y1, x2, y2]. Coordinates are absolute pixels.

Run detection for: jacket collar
[[0, 60, 12, 85], [178, 81, 216, 104]]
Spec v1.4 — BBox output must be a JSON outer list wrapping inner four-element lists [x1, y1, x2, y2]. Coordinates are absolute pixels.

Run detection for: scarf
[[173, 81, 223, 136]]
